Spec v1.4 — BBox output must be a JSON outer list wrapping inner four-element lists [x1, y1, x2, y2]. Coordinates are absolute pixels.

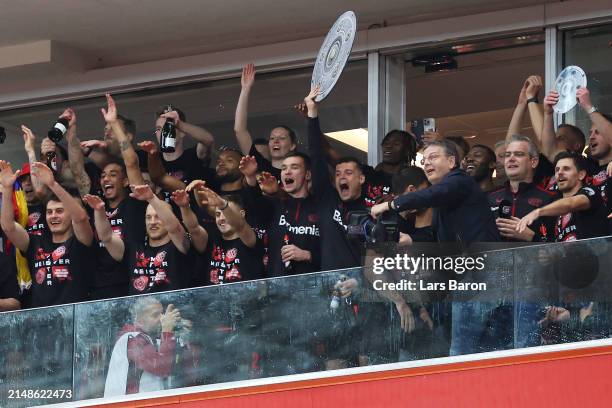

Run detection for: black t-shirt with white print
[[362, 165, 393, 208], [93, 197, 147, 293], [587, 163, 611, 213], [554, 186, 610, 242], [161, 147, 215, 201], [125, 240, 190, 295], [205, 229, 265, 285], [25, 234, 93, 307]]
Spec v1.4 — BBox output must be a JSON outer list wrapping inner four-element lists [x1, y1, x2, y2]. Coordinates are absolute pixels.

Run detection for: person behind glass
[[371, 140, 500, 245], [461, 144, 497, 193], [488, 135, 558, 243], [84, 183, 192, 295], [234, 63, 297, 180], [517, 152, 610, 241], [188, 186, 264, 285], [0, 161, 94, 307], [104, 297, 181, 396], [239, 152, 320, 277]]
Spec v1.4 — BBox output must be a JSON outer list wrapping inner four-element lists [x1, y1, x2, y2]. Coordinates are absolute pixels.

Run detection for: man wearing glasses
[[371, 139, 499, 245]]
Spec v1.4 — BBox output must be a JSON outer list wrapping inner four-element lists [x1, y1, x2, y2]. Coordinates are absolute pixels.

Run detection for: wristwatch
[[586, 105, 598, 114], [526, 96, 539, 104]]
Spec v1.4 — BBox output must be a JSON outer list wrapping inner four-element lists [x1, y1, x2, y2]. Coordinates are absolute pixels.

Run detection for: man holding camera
[[371, 140, 499, 245]]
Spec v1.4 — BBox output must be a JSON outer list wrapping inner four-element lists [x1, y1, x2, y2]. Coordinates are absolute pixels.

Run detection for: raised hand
[[100, 93, 118, 123], [129, 184, 155, 202], [543, 90, 559, 114], [294, 102, 308, 118], [517, 79, 529, 105], [60, 108, 77, 128], [576, 87, 594, 112], [241, 63, 255, 89], [201, 187, 225, 209], [0, 161, 20, 190], [40, 137, 56, 156], [83, 194, 105, 211], [257, 171, 279, 195], [81, 140, 108, 150], [161, 304, 181, 333], [31, 162, 55, 186], [238, 155, 258, 177], [304, 86, 321, 117], [159, 111, 180, 127], [186, 180, 208, 206], [22, 125, 36, 153], [137, 140, 159, 155], [171, 189, 190, 208], [525, 75, 543, 99]]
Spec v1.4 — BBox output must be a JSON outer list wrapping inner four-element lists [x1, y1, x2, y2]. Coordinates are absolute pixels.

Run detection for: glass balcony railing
[[0, 237, 611, 407]]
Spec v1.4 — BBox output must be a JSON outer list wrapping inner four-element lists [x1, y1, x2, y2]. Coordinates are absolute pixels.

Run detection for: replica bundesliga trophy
[[311, 11, 357, 101]]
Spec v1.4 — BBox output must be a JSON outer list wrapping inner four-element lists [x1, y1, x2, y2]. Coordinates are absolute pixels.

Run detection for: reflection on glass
[[0, 237, 610, 407]]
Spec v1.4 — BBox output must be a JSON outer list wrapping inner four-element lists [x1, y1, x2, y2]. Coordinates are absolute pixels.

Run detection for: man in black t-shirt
[[461, 145, 497, 194], [85, 184, 191, 295], [518, 152, 610, 241], [1, 161, 94, 307], [240, 152, 320, 277], [89, 161, 147, 299], [196, 189, 264, 285]]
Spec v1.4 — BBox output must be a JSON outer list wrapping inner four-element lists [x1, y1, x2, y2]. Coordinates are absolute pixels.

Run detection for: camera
[[346, 209, 399, 244]]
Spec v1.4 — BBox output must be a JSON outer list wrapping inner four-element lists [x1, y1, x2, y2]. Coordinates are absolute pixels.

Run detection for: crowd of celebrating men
[[0, 67, 610, 343]]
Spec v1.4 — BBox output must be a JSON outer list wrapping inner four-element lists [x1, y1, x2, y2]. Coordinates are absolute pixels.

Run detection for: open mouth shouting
[[283, 177, 295, 188]]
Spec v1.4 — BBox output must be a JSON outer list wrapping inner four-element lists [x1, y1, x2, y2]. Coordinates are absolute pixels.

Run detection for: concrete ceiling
[[0, 0, 551, 71]]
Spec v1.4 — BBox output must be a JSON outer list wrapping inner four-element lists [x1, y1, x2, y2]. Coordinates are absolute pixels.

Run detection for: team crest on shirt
[[52, 246, 66, 261], [133, 276, 149, 292], [225, 248, 237, 263], [29, 212, 40, 224]]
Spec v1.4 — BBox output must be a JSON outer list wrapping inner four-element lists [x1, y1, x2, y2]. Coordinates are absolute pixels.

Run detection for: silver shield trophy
[[554, 65, 587, 114], [311, 11, 357, 102]]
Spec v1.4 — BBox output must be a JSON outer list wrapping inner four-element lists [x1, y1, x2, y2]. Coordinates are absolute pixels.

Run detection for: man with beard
[[234, 63, 297, 180], [239, 152, 320, 276], [518, 152, 610, 240], [104, 297, 180, 396], [488, 135, 558, 243], [494, 140, 508, 186], [0, 161, 94, 307], [461, 144, 497, 193], [576, 88, 612, 218], [86, 183, 191, 294]]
